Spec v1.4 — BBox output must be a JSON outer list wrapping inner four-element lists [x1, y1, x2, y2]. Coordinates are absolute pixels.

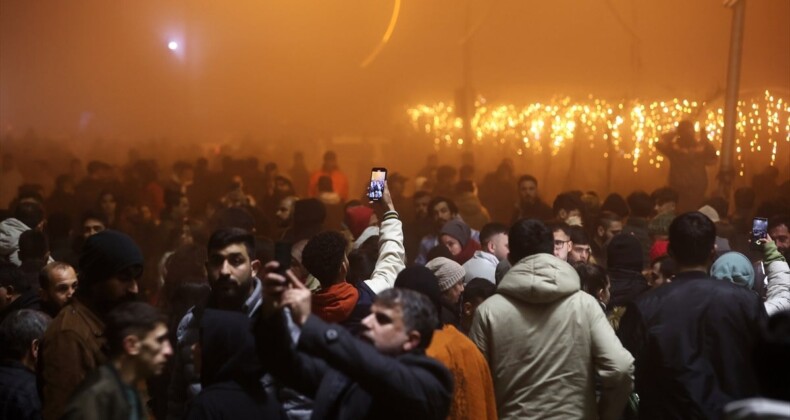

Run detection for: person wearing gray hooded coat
[[470, 219, 634, 420]]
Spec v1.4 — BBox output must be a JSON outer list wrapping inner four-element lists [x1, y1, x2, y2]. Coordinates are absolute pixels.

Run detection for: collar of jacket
[[71, 296, 105, 338], [671, 270, 711, 282]]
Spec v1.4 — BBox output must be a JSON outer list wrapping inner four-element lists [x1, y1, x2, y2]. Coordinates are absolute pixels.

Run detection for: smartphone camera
[[368, 167, 387, 201], [274, 241, 292, 276], [751, 217, 768, 250]]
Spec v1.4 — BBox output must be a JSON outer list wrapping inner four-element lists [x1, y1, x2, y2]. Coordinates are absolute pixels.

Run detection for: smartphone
[[368, 167, 387, 201], [274, 241, 292, 276], [751, 217, 768, 249]]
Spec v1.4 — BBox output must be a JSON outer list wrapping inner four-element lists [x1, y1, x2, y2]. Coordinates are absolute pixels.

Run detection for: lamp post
[[719, 0, 746, 198]]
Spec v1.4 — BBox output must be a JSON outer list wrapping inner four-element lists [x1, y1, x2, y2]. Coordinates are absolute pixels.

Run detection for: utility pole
[[455, 0, 475, 147], [719, 0, 746, 198]]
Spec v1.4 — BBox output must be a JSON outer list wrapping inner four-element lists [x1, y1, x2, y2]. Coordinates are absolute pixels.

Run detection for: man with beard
[[511, 175, 553, 223], [38, 262, 79, 318], [414, 197, 480, 266], [768, 216, 789, 260], [39, 230, 144, 420], [273, 195, 298, 239], [167, 227, 262, 419]]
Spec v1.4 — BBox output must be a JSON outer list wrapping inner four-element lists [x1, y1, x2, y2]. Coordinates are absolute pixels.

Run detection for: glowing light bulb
[[168, 41, 179, 51]]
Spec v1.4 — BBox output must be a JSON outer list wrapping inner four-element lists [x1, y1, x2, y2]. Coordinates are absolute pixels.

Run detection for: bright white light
[[168, 41, 179, 51]]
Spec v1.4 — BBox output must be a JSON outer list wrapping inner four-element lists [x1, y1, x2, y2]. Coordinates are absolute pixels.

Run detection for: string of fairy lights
[[407, 90, 789, 176]]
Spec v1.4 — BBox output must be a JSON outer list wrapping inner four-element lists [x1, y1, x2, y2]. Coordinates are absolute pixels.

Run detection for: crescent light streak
[[360, 0, 402, 68]]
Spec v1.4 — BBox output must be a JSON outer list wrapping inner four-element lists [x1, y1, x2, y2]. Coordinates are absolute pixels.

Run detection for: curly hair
[[302, 231, 348, 287]]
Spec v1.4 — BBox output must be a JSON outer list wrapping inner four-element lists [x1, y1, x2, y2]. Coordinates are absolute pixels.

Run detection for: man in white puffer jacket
[[470, 219, 634, 420]]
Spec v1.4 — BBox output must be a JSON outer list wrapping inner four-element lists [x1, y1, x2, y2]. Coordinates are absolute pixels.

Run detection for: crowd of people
[[0, 137, 789, 419]]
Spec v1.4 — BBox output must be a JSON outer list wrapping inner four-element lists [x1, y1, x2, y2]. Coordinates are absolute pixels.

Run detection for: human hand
[[370, 181, 395, 223], [566, 215, 583, 227], [280, 274, 312, 326], [261, 261, 300, 317]]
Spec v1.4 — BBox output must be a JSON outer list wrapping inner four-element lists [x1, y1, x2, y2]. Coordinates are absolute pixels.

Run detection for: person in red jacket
[[308, 151, 349, 202]]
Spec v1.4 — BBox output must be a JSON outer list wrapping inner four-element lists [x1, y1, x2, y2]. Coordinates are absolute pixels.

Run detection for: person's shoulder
[[70, 365, 118, 396], [399, 352, 454, 386], [474, 293, 507, 315], [45, 302, 95, 338]]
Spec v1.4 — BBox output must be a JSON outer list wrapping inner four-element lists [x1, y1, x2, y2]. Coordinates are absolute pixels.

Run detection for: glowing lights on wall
[[407, 90, 789, 176]]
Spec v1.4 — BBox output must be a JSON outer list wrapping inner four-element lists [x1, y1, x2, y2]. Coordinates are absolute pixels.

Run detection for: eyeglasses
[[553, 239, 571, 248]]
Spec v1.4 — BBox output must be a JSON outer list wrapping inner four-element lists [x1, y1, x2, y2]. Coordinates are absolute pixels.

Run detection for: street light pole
[[719, 0, 746, 198]]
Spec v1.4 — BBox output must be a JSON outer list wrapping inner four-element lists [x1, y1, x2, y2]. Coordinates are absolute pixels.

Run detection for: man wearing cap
[[39, 230, 144, 420], [425, 257, 466, 328]]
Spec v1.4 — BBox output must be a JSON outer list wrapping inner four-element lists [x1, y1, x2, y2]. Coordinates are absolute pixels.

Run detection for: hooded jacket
[[185, 309, 282, 419], [0, 217, 30, 266], [167, 278, 263, 419], [469, 253, 634, 420]]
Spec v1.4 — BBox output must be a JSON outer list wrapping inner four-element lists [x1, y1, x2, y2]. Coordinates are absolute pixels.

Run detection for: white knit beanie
[[425, 257, 465, 292]]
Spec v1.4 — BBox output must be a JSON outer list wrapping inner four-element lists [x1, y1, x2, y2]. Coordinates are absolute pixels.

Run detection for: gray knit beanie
[[425, 257, 465, 292]]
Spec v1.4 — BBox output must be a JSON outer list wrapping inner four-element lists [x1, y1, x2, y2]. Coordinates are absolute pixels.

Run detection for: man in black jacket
[[618, 212, 766, 419], [256, 262, 453, 420]]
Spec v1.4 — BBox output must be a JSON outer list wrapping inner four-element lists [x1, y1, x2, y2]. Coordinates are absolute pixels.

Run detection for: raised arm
[[365, 181, 407, 294], [761, 238, 790, 316]]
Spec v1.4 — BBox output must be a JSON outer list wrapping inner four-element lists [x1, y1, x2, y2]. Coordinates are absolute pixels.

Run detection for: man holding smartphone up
[[299, 178, 406, 334]]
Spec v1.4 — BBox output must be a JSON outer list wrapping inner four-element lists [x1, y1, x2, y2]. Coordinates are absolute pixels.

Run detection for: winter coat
[[310, 214, 404, 333], [0, 290, 41, 325], [617, 271, 767, 419], [462, 250, 499, 284], [606, 269, 650, 331], [469, 253, 634, 420], [39, 298, 106, 420], [0, 360, 41, 420], [0, 217, 30, 266], [426, 324, 497, 420], [764, 260, 790, 316], [256, 311, 453, 420], [61, 364, 144, 420], [167, 278, 263, 419], [184, 309, 282, 420]]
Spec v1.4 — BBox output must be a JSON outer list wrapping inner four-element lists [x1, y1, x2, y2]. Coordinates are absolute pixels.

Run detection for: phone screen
[[368, 168, 387, 201], [274, 241, 292, 275], [752, 217, 768, 243]]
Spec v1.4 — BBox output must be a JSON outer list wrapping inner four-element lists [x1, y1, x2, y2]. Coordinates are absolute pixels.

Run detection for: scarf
[[311, 282, 360, 324]]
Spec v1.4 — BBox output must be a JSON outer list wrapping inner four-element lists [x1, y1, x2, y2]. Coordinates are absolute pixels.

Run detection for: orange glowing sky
[[1, 0, 788, 141]]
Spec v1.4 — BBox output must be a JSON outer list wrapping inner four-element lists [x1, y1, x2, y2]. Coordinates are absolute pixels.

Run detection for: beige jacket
[[469, 253, 634, 420]]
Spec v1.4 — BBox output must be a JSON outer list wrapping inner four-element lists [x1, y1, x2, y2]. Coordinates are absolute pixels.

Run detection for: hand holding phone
[[368, 168, 387, 201], [751, 217, 768, 250], [274, 242, 292, 275]]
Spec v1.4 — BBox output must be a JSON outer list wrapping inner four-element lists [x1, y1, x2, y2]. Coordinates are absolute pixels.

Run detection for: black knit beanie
[[606, 233, 644, 272], [79, 230, 144, 288], [395, 266, 442, 326]]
